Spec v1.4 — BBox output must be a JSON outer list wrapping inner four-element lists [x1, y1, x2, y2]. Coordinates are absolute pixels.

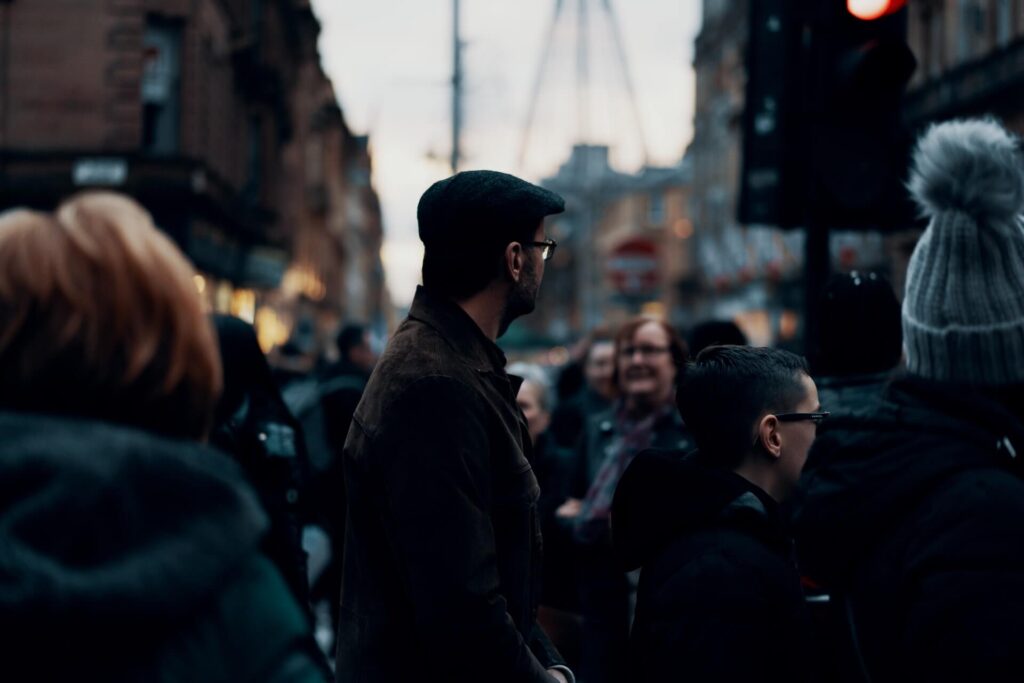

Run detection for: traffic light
[[739, 0, 918, 230], [738, 0, 808, 228], [846, 0, 906, 21]]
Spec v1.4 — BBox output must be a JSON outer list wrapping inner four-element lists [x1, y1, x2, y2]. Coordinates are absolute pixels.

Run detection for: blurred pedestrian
[[335, 171, 573, 682], [511, 362, 582, 669], [304, 323, 378, 653], [687, 319, 748, 357], [557, 317, 694, 683], [812, 271, 901, 422], [319, 324, 376, 459], [549, 328, 615, 450], [792, 118, 1024, 681], [613, 346, 820, 682], [510, 362, 554, 447], [210, 315, 313, 612], [0, 193, 325, 681]]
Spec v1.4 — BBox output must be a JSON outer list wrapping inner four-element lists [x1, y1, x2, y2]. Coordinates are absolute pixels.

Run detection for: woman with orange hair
[[0, 193, 326, 680], [557, 317, 695, 683]]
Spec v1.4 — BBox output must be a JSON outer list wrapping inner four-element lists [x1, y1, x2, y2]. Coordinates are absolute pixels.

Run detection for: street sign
[[72, 158, 128, 186], [608, 237, 659, 297]]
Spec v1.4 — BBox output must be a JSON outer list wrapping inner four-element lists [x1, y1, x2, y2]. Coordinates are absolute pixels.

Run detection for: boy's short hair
[[677, 345, 809, 469]]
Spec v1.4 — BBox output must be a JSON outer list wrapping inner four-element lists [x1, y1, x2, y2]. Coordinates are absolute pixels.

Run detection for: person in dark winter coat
[[335, 171, 572, 683], [306, 323, 376, 647], [613, 345, 821, 683], [792, 118, 1024, 682], [210, 314, 312, 610], [687, 319, 747, 357], [556, 317, 694, 683], [810, 271, 902, 433], [0, 193, 326, 681]]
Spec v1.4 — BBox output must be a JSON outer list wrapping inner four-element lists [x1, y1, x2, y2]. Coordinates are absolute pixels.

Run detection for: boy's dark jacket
[[612, 449, 813, 682], [791, 375, 1024, 682], [336, 286, 564, 682]]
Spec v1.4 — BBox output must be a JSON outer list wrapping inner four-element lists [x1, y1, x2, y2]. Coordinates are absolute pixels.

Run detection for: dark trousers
[[577, 543, 630, 683]]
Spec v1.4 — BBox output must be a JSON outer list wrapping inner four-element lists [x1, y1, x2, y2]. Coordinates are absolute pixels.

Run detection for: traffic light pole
[[803, 218, 830, 368]]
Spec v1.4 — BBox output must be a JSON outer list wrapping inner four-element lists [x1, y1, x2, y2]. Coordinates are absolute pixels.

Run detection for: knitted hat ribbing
[[904, 118, 1024, 386]]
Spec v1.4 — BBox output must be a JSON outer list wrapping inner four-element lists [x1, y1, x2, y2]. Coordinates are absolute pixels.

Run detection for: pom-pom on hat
[[904, 117, 1024, 386]]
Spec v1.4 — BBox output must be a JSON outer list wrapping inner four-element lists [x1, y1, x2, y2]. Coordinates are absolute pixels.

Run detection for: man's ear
[[505, 242, 524, 282], [757, 414, 782, 460]]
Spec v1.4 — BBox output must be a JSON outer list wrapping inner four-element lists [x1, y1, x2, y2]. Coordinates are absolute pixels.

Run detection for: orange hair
[[0, 192, 221, 439]]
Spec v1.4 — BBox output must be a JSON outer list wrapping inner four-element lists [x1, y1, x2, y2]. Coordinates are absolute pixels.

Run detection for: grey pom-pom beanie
[[904, 117, 1024, 386]]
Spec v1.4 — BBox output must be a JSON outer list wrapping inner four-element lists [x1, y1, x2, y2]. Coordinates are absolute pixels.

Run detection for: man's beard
[[498, 258, 540, 337]]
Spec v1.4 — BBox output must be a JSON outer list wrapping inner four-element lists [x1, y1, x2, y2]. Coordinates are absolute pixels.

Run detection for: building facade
[[518, 144, 696, 348], [0, 0, 386, 351]]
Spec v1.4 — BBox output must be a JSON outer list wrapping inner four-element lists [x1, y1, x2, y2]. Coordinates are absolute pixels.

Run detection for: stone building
[[515, 144, 695, 348]]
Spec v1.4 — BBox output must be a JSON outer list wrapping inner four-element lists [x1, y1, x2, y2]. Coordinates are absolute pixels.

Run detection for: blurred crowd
[[2, 116, 1024, 683]]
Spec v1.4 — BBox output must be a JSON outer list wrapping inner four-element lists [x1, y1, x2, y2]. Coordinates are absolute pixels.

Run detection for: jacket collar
[[407, 285, 507, 373], [886, 374, 1024, 459]]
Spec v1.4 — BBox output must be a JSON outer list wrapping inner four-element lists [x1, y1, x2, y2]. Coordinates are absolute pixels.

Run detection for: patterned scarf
[[574, 402, 677, 544]]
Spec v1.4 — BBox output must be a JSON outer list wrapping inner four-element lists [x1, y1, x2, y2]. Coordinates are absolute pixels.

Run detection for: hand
[[547, 668, 569, 683], [555, 498, 583, 519]]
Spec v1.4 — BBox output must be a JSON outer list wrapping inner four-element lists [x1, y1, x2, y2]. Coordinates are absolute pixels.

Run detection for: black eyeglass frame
[[774, 411, 831, 424], [523, 238, 558, 261], [751, 410, 831, 450]]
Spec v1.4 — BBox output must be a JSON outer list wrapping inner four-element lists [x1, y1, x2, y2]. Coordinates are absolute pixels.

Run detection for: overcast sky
[[310, 0, 703, 308]]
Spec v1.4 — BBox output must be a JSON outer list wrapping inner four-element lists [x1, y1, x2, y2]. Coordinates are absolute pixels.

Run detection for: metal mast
[[576, 0, 591, 144], [451, 0, 463, 173], [518, 0, 649, 173]]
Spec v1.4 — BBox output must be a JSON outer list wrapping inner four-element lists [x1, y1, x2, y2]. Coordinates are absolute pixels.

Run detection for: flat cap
[[417, 170, 565, 247]]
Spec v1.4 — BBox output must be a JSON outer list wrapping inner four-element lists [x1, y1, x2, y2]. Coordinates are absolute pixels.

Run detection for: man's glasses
[[524, 238, 558, 261]]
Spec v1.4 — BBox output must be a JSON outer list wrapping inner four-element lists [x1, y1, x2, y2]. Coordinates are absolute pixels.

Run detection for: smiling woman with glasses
[[555, 316, 694, 683]]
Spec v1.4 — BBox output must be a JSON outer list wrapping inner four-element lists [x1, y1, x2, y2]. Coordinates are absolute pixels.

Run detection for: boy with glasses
[[611, 345, 821, 682]]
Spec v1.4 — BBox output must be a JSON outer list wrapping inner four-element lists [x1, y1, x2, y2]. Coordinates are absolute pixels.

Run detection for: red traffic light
[[847, 0, 906, 21]]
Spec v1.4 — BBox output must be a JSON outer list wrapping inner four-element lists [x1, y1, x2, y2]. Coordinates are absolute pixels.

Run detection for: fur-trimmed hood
[[0, 411, 267, 637]]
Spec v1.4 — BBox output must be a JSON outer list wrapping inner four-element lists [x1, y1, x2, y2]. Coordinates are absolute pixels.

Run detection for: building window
[[957, 0, 987, 62], [245, 115, 263, 203], [997, 0, 1013, 47], [141, 17, 182, 155], [928, 3, 945, 77], [648, 192, 665, 225]]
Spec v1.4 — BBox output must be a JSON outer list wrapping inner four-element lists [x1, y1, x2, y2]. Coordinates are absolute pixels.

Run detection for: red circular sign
[[608, 238, 659, 296]]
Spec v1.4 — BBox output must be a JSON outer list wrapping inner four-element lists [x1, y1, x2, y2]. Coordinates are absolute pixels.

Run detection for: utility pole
[[576, 0, 590, 144], [451, 0, 462, 174]]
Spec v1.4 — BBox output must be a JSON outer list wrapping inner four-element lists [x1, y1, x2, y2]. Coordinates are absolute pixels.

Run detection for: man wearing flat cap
[[335, 171, 573, 683]]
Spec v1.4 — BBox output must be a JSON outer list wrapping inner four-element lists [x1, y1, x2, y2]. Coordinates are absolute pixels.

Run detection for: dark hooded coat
[[792, 375, 1024, 682], [210, 315, 311, 608], [613, 449, 813, 683], [0, 412, 325, 682]]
